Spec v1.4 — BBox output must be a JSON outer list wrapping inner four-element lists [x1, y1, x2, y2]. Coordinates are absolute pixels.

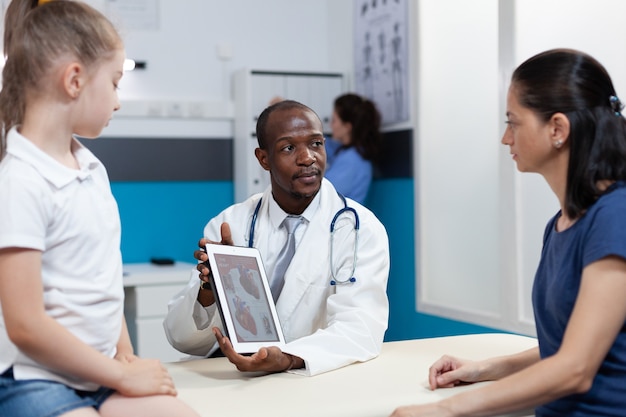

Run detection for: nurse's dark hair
[[512, 48, 626, 218], [256, 100, 321, 149], [334, 93, 382, 163], [0, 0, 122, 160]]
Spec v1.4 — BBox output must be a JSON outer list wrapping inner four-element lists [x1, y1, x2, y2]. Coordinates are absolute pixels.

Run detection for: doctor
[[163, 100, 390, 375]]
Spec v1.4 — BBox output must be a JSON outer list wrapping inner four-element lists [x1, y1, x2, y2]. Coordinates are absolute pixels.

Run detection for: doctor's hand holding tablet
[[194, 223, 233, 307], [193, 225, 300, 373]]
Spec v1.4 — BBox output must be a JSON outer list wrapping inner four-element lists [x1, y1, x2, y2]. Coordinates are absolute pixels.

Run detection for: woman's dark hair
[[512, 48, 626, 218], [334, 93, 382, 163]]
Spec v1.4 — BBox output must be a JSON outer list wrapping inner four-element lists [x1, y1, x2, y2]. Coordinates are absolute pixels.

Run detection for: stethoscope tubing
[[248, 193, 359, 285]]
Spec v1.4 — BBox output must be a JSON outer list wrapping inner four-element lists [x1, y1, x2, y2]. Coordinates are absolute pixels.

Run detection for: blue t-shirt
[[533, 182, 626, 416], [325, 138, 373, 204]]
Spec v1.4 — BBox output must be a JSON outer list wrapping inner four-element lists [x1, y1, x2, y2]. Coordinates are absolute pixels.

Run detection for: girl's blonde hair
[[0, 0, 122, 159]]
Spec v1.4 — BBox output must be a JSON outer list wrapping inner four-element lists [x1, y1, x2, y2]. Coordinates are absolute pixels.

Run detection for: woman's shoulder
[[593, 182, 626, 211], [330, 146, 371, 170], [579, 182, 626, 231]]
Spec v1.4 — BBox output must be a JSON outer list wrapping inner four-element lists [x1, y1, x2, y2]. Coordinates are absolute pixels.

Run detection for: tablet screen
[[205, 244, 286, 353]]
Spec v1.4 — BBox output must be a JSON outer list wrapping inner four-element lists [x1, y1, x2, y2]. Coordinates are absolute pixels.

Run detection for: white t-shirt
[[0, 128, 124, 391]]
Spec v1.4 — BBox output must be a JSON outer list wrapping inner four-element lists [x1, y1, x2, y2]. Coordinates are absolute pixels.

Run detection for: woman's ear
[[549, 112, 570, 149], [63, 62, 84, 99]]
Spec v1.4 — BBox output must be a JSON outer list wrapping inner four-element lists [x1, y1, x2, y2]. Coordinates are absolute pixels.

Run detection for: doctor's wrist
[[197, 280, 215, 307], [284, 353, 304, 371]]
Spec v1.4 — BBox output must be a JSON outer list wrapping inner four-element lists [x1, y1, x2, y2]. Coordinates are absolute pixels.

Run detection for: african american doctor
[[163, 100, 390, 375]]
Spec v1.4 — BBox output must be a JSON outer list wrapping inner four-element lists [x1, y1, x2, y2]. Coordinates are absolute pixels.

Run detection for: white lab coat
[[163, 179, 390, 375]]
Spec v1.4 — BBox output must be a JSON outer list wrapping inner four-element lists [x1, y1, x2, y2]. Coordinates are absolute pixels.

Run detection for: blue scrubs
[[325, 138, 372, 204]]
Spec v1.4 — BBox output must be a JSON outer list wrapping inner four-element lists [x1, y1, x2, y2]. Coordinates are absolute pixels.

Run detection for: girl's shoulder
[[0, 155, 49, 190]]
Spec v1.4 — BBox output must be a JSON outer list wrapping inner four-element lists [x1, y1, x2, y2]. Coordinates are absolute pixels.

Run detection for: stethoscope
[[248, 193, 359, 286]]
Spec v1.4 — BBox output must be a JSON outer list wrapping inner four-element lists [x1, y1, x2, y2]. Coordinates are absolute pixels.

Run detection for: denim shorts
[[0, 367, 116, 417]]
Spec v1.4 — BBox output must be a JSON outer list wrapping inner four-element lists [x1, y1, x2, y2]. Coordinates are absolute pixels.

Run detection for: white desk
[[166, 333, 538, 417], [123, 262, 195, 362]]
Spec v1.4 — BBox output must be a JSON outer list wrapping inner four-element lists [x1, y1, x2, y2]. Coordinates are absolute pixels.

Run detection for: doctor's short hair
[[256, 100, 321, 149]]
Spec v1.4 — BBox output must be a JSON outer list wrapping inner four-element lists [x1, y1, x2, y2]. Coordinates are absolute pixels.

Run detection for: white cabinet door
[[136, 317, 187, 363], [123, 263, 194, 362]]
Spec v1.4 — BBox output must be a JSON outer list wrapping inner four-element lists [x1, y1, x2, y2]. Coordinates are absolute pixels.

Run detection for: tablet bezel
[[204, 243, 286, 354]]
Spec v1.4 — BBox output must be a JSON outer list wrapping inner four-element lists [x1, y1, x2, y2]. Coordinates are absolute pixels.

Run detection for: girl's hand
[[116, 358, 177, 397], [114, 352, 138, 364]]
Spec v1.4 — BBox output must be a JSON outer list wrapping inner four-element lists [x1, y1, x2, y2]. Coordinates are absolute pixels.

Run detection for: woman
[[326, 93, 382, 204], [391, 49, 626, 416]]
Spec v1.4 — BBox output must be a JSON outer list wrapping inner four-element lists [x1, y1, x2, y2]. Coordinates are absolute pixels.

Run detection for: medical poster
[[354, 0, 410, 125], [105, 0, 160, 31]]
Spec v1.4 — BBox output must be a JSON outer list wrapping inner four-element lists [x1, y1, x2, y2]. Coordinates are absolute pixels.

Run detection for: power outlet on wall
[[165, 102, 184, 118], [216, 42, 233, 61]]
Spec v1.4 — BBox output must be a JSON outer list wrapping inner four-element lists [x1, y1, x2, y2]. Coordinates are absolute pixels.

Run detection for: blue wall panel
[[111, 181, 233, 263], [112, 178, 500, 340]]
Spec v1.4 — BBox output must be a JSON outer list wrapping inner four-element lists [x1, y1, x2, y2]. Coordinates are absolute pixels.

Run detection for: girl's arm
[[392, 255, 626, 417], [0, 248, 175, 397], [115, 316, 138, 362]]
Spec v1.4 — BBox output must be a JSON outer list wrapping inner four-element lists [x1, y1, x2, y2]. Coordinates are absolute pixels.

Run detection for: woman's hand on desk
[[212, 327, 304, 373], [388, 356, 490, 416], [428, 355, 482, 390], [390, 402, 455, 417]]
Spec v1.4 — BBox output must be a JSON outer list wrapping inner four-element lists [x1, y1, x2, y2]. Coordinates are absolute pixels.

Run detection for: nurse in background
[[326, 93, 382, 204]]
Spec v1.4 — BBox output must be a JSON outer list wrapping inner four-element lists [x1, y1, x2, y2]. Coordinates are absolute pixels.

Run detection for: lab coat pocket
[[279, 276, 333, 341]]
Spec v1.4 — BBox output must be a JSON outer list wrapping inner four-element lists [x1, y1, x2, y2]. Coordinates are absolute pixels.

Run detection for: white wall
[[417, 0, 626, 334], [415, 0, 503, 325], [94, 0, 354, 138]]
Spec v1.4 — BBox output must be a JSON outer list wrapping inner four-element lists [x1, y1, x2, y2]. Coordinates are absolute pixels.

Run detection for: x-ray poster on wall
[[354, 0, 409, 125]]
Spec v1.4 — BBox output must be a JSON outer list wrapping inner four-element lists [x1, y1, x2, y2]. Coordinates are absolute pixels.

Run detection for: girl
[[390, 49, 626, 416], [0, 1, 199, 416]]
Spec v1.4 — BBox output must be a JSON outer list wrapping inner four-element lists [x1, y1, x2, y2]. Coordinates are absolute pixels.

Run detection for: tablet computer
[[204, 243, 286, 354]]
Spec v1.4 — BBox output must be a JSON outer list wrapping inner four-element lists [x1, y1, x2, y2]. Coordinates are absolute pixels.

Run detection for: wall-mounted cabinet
[[233, 69, 344, 203]]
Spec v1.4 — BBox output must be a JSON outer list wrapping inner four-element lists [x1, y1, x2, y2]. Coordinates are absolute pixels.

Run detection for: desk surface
[[166, 333, 538, 417]]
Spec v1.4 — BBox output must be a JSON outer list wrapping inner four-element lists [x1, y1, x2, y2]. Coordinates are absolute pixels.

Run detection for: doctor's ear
[[255, 148, 270, 171]]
